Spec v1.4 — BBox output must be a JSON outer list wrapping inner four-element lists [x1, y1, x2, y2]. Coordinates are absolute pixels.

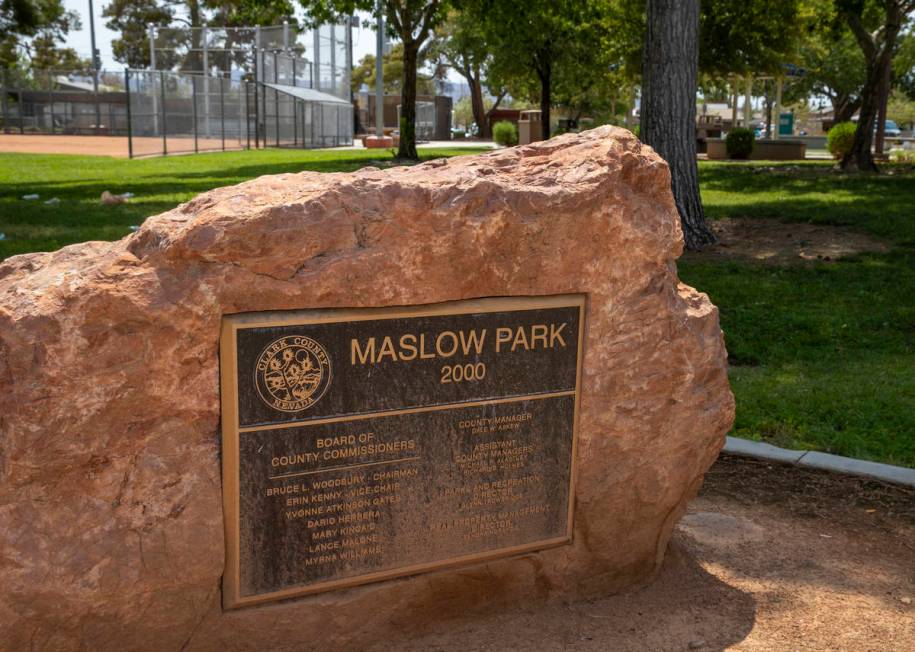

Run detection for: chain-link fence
[[0, 21, 353, 156], [0, 69, 128, 135], [125, 70, 250, 156], [257, 83, 352, 149], [397, 101, 436, 142], [149, 21, 351, 96]]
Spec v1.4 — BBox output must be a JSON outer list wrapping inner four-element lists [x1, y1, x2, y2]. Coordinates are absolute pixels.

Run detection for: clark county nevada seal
[[254, 336, 332, 412]]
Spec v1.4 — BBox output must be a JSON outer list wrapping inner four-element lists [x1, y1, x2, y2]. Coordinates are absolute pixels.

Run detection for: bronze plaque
[[220, 295, 585, 609]]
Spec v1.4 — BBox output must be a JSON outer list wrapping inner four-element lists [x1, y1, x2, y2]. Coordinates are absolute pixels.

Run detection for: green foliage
[[0, 0, 82, 70], [492, 120, 517, 146], [890, 149, 915, 162], [351, 43, 435, 95], [788, 17, 867, 122], [699, 0, 802, 76], [827, 121, 857, 158], [461, 0, 628, 137], [887, 90, 915, 129], [426, 8, 508, 137], [104, 0, 299, 69], [725, 128, 755, 159], [299, 1, 451, 159], [895, 31, 915, 102]]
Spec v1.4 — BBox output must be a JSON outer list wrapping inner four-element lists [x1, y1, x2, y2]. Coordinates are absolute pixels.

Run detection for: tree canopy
[[1, 0, 84, 70]]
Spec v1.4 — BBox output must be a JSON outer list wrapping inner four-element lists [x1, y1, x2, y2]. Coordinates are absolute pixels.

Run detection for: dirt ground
[[683, 218, 889, 265], [370, 455, 914, 652], [0, 133, 232, 157]]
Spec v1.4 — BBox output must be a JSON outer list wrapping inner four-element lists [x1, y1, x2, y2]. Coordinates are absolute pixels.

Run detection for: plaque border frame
[[220, 294, 586, 609]]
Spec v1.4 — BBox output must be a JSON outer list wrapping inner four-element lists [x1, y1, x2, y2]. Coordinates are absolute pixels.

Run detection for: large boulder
[[0, 126, 733, 651]]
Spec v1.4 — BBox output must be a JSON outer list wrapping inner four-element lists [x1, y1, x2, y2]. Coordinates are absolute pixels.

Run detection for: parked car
[[852, 117, 902, 137], [884, 120, 902, 137]]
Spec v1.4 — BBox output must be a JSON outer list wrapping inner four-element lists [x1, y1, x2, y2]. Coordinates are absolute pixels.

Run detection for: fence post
[[0, 69, 8, 133], [329, 23, 336, 95], [220, 75, 225, 151], [202, 25, 210, 138], [245, 82, 251, 150], [275, 87, 280, 147], [192, 74, 199, 153], [47, 70, 54, 134], [160, 71, 167, 155], [314, 26, 321, 91], [125, 69, 133, 158]]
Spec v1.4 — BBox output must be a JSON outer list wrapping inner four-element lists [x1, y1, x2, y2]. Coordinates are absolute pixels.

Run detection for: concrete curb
[[722, 436, 915, 488]]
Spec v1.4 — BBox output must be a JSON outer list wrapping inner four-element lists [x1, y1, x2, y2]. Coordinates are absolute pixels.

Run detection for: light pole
[[88, 0, 101, 132], [375, 1, 383, 138]]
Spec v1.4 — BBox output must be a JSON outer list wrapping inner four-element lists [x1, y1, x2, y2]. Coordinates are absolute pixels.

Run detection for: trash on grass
[[22, 194, 39, 200], [44, 197, 60, 206], [101, 191, 128, 205], [129, 225, 140, 231], [121, 192, 135, 198]]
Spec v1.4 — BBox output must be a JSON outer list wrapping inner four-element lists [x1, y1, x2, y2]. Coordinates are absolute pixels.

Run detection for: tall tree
[[302, 1, 448, 159], [793, 27, 867, 123], [426, 9, 504, 138], [642, 0, 715, 250], [1, 0, 82, 70], [104, 0, 296, 70], [837, 0, 915, 172], [698, 0, 801, 76], [1, 0, 41, 44], [104, 0, 174, 68], [465, 0, 602, 141]]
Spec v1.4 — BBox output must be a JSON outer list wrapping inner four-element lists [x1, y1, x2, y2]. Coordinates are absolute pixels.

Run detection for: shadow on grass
[[698, 163, 915, 245]]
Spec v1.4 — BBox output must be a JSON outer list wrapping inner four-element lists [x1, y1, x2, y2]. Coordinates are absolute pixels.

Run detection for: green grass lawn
[[0, 151, 912, 466], [684, 162, 915, 467]]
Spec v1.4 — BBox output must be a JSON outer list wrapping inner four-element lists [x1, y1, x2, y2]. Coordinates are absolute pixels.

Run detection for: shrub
[[827, 122, 857, 159], [890, 148, 915, 163], [725, 128, 755, 159], [492, 120, 518, 146]]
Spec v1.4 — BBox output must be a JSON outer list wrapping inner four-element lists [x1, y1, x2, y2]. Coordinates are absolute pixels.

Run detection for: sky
[[62, 2, 381, 70]]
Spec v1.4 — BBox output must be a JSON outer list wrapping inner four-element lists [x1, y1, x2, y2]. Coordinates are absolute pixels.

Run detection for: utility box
[[779, 112, 794, 136], [518, 110, 543, 145]]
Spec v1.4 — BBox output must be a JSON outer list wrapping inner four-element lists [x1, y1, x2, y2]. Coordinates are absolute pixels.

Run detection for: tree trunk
[[841, 1, 908, 172], [842, 55, 883, 172], [833, 94, 861, 124], [538, 62, 551, 140], [641, 0, 715, 250], [874, 56, 892, 156], [469, 77, 490, 139], [398, 40, 420, 160], [184, 0, 204, 73]]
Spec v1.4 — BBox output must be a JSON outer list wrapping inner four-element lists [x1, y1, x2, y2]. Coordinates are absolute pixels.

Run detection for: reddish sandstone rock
[[0, 126, 733, 651]]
